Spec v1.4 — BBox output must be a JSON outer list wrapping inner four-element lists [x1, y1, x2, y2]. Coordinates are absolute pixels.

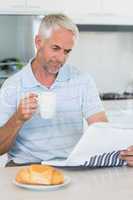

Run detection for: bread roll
[[15, 164, 64, 185]]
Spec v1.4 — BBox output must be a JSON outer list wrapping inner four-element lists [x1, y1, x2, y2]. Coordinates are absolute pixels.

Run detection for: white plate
[[13, 176, 71, 191]]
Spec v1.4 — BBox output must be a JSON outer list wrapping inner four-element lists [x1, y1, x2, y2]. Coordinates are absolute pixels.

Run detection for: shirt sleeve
[[82, 74, 104, 119], [0, 79, 17, 127]]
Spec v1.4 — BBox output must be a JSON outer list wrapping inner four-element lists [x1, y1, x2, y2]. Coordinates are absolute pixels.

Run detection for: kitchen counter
[[103, 99, 133, 111], [103, 99, 133, 125], [1, 166, 133, 200]]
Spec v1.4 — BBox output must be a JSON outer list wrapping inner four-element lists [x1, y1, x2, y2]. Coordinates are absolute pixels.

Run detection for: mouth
[[51, 62, 63, 68]]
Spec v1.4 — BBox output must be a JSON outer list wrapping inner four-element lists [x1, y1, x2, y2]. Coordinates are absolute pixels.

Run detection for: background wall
[[67, 31, 133, 93], [0, 16, 133, 93]]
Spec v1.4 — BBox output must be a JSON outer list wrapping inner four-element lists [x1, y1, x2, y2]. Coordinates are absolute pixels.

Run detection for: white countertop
[[103, 99, 133, 111], [1, 166, 133, 200], [103, 99, 133, 124]]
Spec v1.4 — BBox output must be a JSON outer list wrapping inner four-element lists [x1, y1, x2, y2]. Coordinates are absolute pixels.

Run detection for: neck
[[31, 59, 57, 87]]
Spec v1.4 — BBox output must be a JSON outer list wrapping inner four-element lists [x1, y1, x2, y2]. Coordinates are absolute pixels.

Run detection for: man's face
[[35, 28, 75, 75]]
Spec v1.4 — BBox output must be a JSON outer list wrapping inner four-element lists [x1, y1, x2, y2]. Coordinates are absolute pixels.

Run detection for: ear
[[35, 35, 43, 50]]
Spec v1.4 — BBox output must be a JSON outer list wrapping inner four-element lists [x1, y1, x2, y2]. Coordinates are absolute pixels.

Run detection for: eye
[[52, 46, 60, 51], [64, 49, 71, 55]]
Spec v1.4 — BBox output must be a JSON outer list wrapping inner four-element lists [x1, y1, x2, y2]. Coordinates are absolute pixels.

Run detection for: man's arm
[[0, 93, 38, 155], [86, 111, 108, 125], [0, 113, 24, 155]]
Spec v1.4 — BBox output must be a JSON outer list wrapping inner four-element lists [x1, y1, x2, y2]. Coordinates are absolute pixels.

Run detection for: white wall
[[67, 32, 133, 93]]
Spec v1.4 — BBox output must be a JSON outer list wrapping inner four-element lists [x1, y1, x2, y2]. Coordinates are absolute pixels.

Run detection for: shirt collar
[[22, 59, 40, 88], [56, 63, 71, 82], [22, 59, 71, 88]]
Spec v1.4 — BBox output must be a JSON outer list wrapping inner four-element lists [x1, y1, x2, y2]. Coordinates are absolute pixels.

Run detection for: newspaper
[[42, 122, 133, 167]]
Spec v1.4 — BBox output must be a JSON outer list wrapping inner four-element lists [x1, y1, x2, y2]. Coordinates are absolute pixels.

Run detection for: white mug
[[38, 92, 56, 119]]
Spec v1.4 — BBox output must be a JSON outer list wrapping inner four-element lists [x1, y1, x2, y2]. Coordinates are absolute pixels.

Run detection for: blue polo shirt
[[0, 60, 104, 163]]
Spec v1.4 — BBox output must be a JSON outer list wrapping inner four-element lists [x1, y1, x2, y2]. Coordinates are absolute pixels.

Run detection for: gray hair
[[38, 13, 79, 42]]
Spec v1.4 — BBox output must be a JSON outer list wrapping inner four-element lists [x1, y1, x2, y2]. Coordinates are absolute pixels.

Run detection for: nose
[[56, 50, 66, 63]]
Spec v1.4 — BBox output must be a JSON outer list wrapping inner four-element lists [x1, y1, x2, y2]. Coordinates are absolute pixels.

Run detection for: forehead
[[46, 27, 75, 48]]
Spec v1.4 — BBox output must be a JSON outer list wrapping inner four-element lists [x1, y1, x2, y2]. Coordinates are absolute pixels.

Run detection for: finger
[[120, 150, 133, 156], [127, 161, 133, 167], [28, 108, 37, 114], [28, 103, 38, 109], [127, 146, 133, 151], [28, 95, 38, 101], [22, 108, 37, 116], [22, 96, 38, 103], [120, 155, 133, 162], [26, 93, 38, 98], [22, 94, 38, 103], [120, 146, 133, 154], [21, 97, 38, 106], [22, 104, 38, 111], [22, 101, 38, 107]]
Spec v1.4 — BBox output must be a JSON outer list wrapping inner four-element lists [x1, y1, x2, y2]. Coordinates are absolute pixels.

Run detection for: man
[[0, 14, 131, 166]]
